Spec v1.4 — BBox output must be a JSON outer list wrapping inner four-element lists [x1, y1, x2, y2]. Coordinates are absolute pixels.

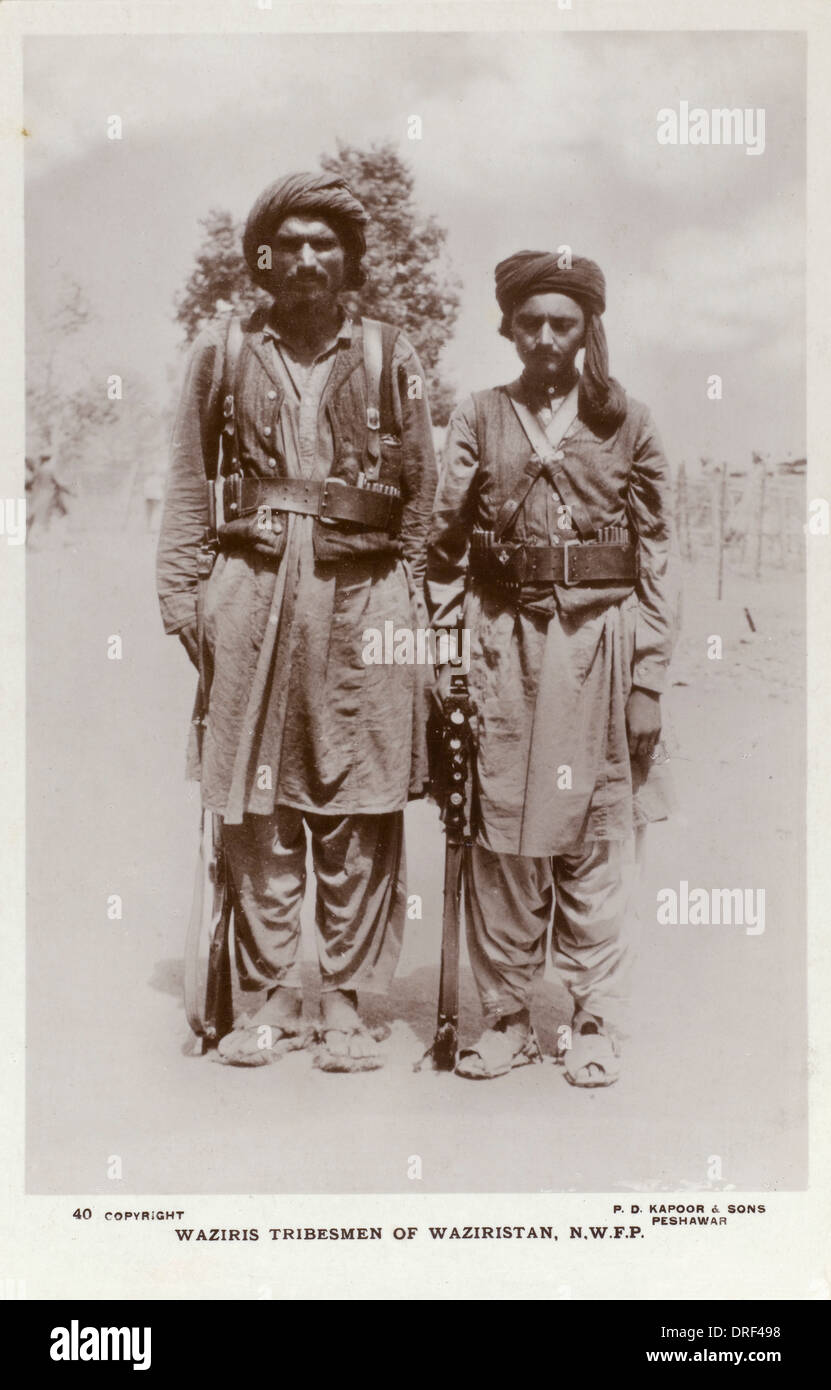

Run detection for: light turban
[[243, 172, 369, 290], [494, 249, 625, 432]]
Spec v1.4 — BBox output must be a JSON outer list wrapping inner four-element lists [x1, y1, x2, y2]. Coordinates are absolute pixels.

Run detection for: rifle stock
[[183, 528, 235, 1053], [182, 319, 242, 1053]]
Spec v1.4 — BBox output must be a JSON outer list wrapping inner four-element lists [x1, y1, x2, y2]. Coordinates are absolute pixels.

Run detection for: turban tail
[[495, 250, 627, 433], [243, 172, 369, 290]]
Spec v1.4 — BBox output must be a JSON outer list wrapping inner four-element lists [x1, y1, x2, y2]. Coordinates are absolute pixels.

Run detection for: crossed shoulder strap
[[504, 388, 596, 540], [509, 389, 578, 461]]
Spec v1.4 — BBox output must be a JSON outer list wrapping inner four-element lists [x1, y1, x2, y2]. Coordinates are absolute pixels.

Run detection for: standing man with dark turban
[[157, 173, 436, 1070], [426, 250, 679, 1085]]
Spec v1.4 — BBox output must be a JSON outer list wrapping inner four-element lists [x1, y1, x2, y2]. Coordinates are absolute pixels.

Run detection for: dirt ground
[[26, 529, 806, 1195]]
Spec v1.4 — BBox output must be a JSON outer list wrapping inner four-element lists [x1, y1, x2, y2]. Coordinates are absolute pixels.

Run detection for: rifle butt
[[203, 893, 234, 1047], [417, 842, 465, 1072], [183, 808, 236, 1051]]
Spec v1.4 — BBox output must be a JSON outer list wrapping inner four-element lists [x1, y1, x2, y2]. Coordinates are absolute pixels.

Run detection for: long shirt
[[425, 377, 680, 855], [157, 310, 437, 824]]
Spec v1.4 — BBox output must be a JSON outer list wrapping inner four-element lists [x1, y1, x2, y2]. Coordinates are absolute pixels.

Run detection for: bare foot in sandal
[[216, 986, 309, 1067], [314, 989, 385, 1073], [562, 1012, 621, 1087], [455, 1009, 543, 1079]]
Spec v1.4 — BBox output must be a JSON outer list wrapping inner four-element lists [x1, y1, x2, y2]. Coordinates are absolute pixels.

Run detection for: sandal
[[455, 1024, 543, 1079], [215, 1015, 311, 1067], [562, 1016, 621, 1088], [313, 1025, 386, 1073]]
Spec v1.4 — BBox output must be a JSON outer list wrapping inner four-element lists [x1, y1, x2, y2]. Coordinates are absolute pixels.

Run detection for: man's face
[[267, 214, 347, 305], [510, 292, 586, 388]]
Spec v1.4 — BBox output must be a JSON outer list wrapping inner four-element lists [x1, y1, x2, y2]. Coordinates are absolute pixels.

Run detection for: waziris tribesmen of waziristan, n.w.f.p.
[[158, 173, 679, 1087]]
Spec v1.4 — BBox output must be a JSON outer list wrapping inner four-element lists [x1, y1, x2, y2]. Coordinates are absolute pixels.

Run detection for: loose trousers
[[222, 806, 406, 995], [465, 832, 644, 1035]]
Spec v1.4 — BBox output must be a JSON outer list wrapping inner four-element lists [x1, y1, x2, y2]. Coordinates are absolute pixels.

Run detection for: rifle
[[417, 670, 476, 1072], [181, 522, 237, 1051], [182, 317, 243, 1052]]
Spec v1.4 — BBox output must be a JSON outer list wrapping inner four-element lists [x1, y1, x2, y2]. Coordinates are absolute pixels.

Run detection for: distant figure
[[143, 468, 165, 532], [25, 451, 74, 546]]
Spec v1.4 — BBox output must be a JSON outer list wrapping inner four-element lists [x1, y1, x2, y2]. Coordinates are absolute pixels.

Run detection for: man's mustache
[[286, 269, 327, 286]]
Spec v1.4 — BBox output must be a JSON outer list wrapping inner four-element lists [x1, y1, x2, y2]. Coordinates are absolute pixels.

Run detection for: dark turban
[[243, 172, 369, 290], [494, 249, 626, 433], [495, 250, 606, 321]]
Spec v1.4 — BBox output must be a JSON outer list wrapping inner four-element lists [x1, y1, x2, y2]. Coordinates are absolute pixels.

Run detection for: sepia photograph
[[18, 15, 810, 1221]]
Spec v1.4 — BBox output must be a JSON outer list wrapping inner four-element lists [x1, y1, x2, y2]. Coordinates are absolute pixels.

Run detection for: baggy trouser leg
[[309, 811, 407, 994], [221, 806, 306, 992], [465, 845, 554, 1021], [551, 835, 641, 1038]]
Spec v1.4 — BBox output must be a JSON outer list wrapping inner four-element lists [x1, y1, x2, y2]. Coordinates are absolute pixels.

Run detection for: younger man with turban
[[426, 250, 679, 1085], [157, 173, 436, 1069]]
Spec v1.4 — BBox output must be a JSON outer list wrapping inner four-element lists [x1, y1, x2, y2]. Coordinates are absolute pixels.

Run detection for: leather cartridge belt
[[470, 535, 638, 588], [222, 475, 402, 533]]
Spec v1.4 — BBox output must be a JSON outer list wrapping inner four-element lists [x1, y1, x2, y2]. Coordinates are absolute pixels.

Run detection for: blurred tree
[[27, 280, 118, 485], [27, 279, 172, 530], [173, 209, 271, 342], [174, 143, 462, 424]]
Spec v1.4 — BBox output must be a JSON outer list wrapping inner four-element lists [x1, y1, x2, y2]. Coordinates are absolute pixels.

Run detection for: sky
[[24, 29, 805, 465]]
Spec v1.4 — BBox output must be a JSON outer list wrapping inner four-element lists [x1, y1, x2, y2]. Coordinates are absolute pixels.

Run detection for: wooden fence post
[[717, 462, 728, 599], [755, 461, 768, 579], [676, 462, 693, 560], [120, 451, 144, 532]]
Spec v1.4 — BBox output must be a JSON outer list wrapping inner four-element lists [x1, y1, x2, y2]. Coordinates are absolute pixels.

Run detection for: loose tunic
[[425, 378, 679, 857], [157, 312, 437, 824]]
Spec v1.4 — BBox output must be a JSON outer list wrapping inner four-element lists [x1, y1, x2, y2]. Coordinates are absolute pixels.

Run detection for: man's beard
[[524, 357, 580, 398], [270, 277, 341, 333]]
